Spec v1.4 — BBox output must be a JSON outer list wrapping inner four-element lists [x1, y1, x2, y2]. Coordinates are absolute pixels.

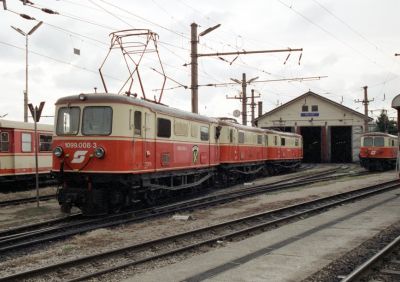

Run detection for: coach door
[[143, 111, 155, 170]]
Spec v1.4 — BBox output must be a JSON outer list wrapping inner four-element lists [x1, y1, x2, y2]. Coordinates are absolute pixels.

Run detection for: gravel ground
[[302, 221, 400, 282], [0, 164, 397, 281]]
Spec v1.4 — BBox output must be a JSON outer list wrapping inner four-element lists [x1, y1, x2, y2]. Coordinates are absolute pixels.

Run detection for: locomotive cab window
[[363, 137, 373, 146], [21, 133, 32, 152], [157, 118, 171, 138], [134, 111, 142, 135], [56, 107, 80, 135], [0, 132, 9, 152], [374, 137, 384, 147], [82, 106, 112, 135], [39, 135, 52, 152], [200, 126, 209, 141]]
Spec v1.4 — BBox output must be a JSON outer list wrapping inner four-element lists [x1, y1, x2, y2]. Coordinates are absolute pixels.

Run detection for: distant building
[[254, 91, 372, 163]]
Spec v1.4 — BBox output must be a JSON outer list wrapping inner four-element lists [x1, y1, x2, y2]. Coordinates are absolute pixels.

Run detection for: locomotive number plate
[[64, 142, 98, 149]]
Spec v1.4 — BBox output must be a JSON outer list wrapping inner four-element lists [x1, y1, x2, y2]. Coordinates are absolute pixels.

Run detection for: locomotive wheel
[[61, 203, 72, 214], [108, 191, 124, 213]]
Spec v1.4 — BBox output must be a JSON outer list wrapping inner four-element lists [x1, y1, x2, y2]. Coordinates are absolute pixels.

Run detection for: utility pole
[[227, 73, 259, 125], [190, 23, 199, 114], [190, 22, 302, 114], [355, 86, 374, 132], [250, 89, 261, 126]]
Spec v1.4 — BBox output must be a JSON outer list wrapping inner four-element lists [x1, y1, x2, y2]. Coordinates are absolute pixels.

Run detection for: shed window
[[200, 126, 209, 141], [238, 132, 245, 144], [157, 118, 171, 138], [302, 105, 308, 112], [21, 133, 32, 152], [134, 111, 142, 135], [281, 138, 286, 146], [311, 105, 318, 112], [39, 135, 52, 152], [0, 132, 9, 152]]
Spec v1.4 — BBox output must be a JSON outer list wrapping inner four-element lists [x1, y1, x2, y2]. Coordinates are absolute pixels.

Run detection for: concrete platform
[[124, 187, 400, 282]]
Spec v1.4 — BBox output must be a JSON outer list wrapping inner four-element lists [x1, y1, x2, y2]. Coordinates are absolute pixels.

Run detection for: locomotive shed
[[255, 91, 373, 163], [124, 171, 400, 282]]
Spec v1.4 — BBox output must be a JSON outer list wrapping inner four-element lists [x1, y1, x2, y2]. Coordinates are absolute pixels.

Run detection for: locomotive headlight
[[54, 146, 63, 157], [94, 147, 105, 159]]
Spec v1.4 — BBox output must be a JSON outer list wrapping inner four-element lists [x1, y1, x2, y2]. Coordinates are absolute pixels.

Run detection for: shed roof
[[254, 91, 373, 122]]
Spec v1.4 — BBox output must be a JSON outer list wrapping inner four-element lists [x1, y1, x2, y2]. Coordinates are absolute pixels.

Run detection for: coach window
[[274, 136, 278, 146], [238, 132, 245, 144], [295, 138, 299, 146], [83, 106, 112, 135], [229, 129, 234, 143], [257, 135, 262, 145], [281, 138, 286, 146], [39, 135, 52, 152], [0, 132, 9, 152], [56, 107, 80, 135], [200, 126, 209, 141], [21, 133, 32, 152], [134, 111, 142, 135], [157, 118, 171, 138], [374, 137, 384, 147]]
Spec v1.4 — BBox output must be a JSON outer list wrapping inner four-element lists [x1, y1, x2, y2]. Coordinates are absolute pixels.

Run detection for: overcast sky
[[1, 0, 399, 125]]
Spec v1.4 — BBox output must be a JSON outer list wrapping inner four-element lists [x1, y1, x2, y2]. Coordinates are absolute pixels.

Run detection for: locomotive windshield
[[82, 106, 112, 135], [56, 107, 80, 135], [363, 137, 373, 146], [374, 137, 384, 146]]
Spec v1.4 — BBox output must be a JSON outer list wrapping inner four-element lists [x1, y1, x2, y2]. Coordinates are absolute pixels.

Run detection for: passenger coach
[[0, 119, 53, 185]]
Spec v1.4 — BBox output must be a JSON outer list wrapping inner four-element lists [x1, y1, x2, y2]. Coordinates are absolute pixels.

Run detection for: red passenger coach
[[359, 132, 397, 171], [0, 119, 53, 185], [52, 93, 303, 215]]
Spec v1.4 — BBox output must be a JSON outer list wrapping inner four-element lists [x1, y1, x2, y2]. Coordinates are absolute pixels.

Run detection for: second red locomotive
[[359, 132, 398, 171], [52, 93, 303, 214]]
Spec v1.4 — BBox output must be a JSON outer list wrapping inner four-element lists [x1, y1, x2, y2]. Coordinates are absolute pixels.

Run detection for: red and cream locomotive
[[359, 132, 398, 171], [51, 93, 303, 214], [0, 119, 53, 186]]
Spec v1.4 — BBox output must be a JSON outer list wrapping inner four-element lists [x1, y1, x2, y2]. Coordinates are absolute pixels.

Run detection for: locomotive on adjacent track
[[51, 93, 303, 214], [0, 119, 53, 186], [359, 132, 398, 171]]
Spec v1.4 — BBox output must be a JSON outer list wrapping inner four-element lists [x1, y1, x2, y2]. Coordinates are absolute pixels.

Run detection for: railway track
[[0, 178, 398, 281], [0, 167, 367, 255], [341, 235, 400, 282], [0, 193, 56, 207]]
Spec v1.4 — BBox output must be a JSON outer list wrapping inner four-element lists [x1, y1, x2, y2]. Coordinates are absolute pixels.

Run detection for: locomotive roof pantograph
[[98, 29, 166, 103]]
